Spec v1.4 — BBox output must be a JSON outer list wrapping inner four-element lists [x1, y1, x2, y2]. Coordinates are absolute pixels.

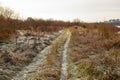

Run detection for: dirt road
[[12, 29, 71, 80]]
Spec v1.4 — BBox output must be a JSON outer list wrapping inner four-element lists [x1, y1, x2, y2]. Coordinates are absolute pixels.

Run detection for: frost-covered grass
[[0, 31, 60, 80], [68, 27, 120, 80]]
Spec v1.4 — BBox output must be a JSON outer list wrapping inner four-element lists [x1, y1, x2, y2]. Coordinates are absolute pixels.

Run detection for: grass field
[[68, 26, 120, 80]]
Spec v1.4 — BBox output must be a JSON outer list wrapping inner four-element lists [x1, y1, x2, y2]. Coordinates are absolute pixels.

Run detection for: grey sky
[[0, 0, 120, 22]]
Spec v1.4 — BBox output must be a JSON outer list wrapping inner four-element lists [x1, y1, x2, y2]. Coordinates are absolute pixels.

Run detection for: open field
[[0, 4, 120, 80], [0, 30, 62, 80], [0, 26, 120, 80], [68, 27, 120, 80]]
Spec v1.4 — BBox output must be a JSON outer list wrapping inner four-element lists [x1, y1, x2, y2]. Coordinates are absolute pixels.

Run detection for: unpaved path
[[60, 30, 71, 80], [12, 30, 71, 80]]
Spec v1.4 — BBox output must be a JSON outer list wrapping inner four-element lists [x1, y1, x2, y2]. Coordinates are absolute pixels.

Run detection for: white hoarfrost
[[12, 31, 65, 80], [60, 31, 71, 80]]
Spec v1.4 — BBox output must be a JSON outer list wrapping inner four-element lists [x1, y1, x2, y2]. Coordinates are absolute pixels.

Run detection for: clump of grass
[[70, 52, 80, 62], [77, 61, 102, 79], [40, 65, 60, 80], [102, 36, 120, 50], [0, 75, 11, 80], [0, 50, 37, 79], [46, 54, 55, 65], [82, 25, 87, 28], [98, 26, 116, 39], [9, 52, 36, 64], [108, 49, 120, 64], [94, 24, 97, 29], [0, 51, 14, 64]]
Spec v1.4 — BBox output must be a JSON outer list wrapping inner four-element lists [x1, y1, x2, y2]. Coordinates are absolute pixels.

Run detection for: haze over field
[[0, 0, 120, 22]]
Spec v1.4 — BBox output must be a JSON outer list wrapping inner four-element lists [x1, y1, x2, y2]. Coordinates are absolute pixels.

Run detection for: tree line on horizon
[[0, 5, 118, 42]]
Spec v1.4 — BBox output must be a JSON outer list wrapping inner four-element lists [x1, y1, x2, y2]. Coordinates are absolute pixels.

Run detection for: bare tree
[[0, 5, 19, 19]]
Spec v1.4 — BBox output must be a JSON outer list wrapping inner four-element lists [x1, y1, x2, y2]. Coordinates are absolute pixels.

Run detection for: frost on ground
[[12, 30, 70, 80], [60, 30, 71, 80], [0, 30, 62, 80], [68, 27, 120, 80]]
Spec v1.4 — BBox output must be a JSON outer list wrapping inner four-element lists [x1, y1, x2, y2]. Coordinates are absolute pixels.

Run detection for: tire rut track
[[60, 30, 71, 80], [12, 30, 71, 80]]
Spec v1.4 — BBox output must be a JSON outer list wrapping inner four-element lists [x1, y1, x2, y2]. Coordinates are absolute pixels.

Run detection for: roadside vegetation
[[0, 4, 120, 80], [68, 26, 120, 80]]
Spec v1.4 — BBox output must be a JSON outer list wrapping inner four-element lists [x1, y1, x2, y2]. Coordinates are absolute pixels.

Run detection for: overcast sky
[[0, 0, 120, 22]]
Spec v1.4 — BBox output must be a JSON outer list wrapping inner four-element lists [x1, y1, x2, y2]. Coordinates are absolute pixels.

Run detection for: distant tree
[[0, 6, 18, 19], [94, 24, 97, 29], [73, 18, 81, 25], [73, 18, 80, 23], [0, 5, 4, 15], [82, 25, 87, 28]]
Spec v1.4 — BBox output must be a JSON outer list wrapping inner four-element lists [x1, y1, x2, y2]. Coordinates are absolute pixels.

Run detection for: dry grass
[[0, 51, 36, 64], [40, 64, 60, 80], [39, 32, 67, 80], [68, 26, 120, 80], [0, 50, 37, 79]]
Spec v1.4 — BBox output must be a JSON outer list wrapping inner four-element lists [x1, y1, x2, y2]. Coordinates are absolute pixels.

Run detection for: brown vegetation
[[0, 4, 120, 80], [39, 33, 67, 80], [0, 51, 36, 79], [68, 26, 120, 80], [0, 5, 119, 42]]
